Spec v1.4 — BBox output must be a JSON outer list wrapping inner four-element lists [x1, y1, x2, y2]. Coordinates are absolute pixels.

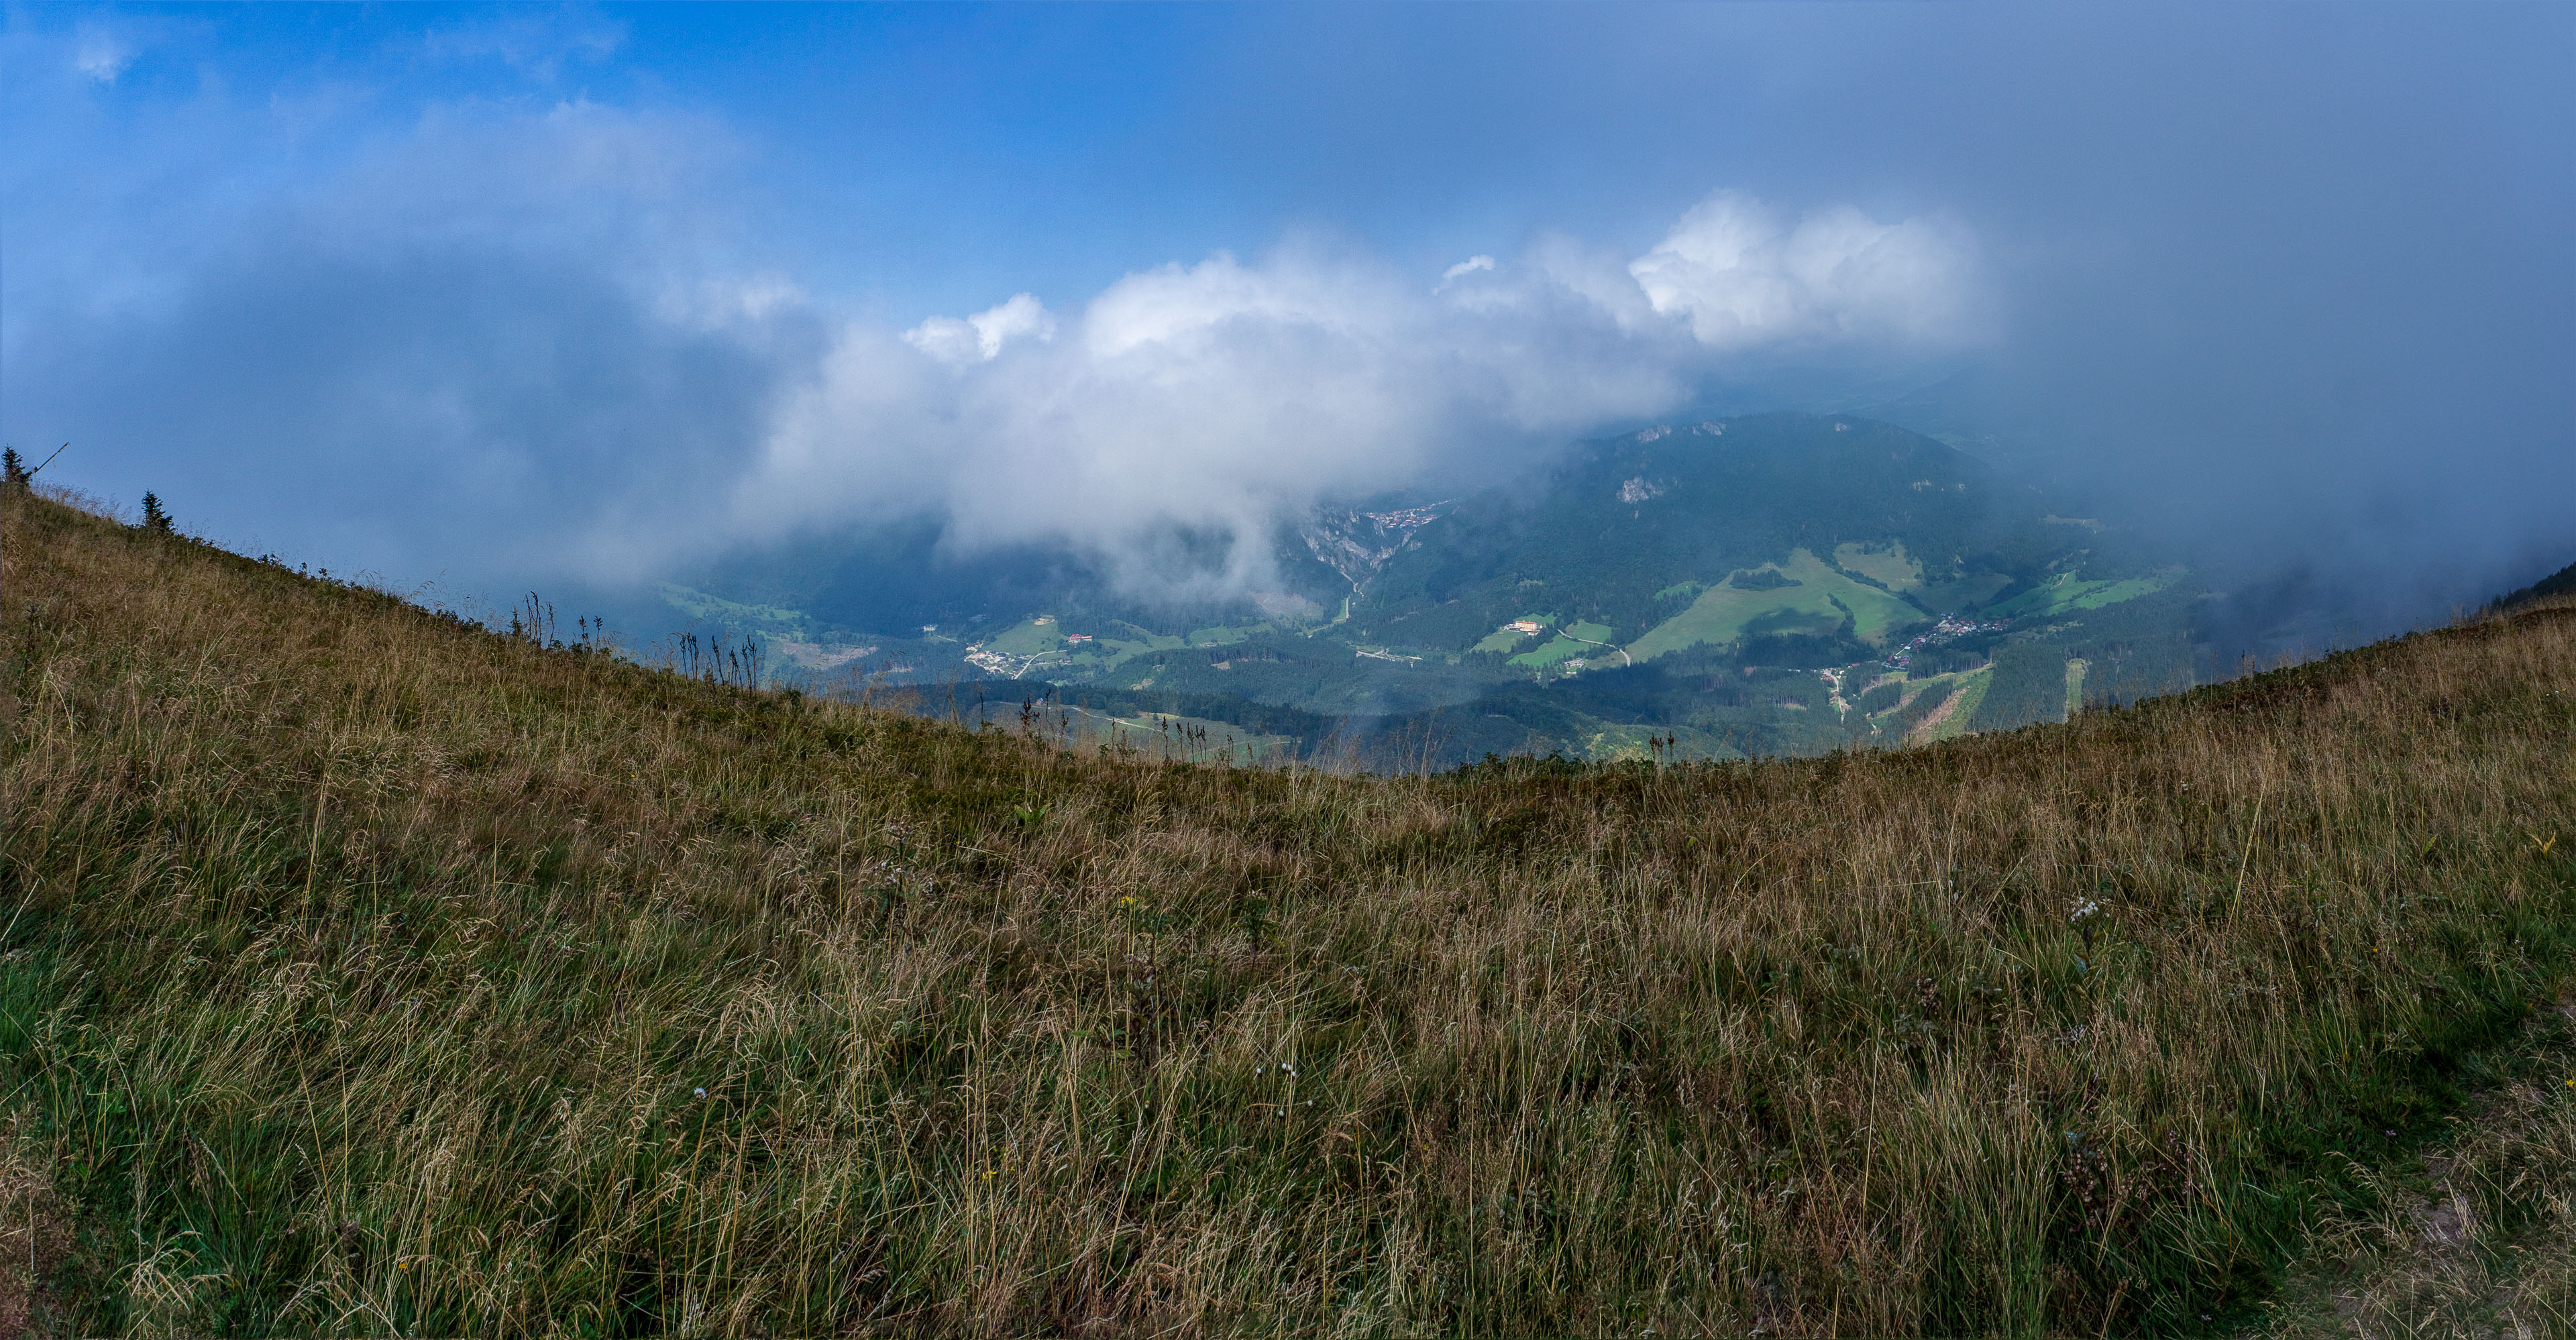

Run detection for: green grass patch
[[1185, 622, 1267, 647], [1987, 569, 2182, 619], [1627, 548, 1928, 661], [979, 617, 1067, 656], [1834, 540, 1925, 591], [1507, 636, 1591, 668]]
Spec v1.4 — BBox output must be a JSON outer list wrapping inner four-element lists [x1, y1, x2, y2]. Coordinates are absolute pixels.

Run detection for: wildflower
[[694, 1087, 706, 1099]]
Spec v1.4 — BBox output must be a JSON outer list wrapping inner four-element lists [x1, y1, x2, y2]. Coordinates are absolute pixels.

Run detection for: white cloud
[[1629, 192, 1983, 349], [7, 85, 1984, 609], [731, 191, 1984, 602], [659, 274, 806, 329], [73, 31, 132, 82], [904, 292, 1055, 364]]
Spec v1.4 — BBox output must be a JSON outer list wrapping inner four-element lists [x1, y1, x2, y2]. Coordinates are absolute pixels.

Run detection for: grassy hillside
[[4, 486, 2573, 1336], [1624, 549, 1926, 663], [2492, 557, 2576, 612]]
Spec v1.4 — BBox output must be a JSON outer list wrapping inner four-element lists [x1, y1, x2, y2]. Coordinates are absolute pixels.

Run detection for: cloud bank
[[15, 3, 2560, 645], [5, 27, 1983, 606], [737, 192, 1983, 598], [1631, 196, 1980, 351]]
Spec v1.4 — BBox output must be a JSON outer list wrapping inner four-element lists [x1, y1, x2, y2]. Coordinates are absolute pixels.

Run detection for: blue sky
[[5, 3, 2571, 629]]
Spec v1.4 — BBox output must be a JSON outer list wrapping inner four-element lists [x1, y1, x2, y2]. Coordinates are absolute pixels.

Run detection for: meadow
[[1624, 550, 1925, 663], [3, 484, 2571, 1336]]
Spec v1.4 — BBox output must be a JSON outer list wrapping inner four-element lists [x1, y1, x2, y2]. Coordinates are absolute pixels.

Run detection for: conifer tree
[[140, 492, 174, 533]]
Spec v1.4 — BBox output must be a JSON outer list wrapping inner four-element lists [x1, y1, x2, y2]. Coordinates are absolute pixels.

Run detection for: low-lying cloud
[[8, 4, 2566, 649], [737, 192, 1983, 598], [2, 12, 1985, 610], [1630, 194, 1982, 350]]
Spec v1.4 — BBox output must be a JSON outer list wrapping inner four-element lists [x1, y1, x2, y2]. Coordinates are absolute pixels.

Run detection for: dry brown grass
[[2, 485, 2573, 1336]]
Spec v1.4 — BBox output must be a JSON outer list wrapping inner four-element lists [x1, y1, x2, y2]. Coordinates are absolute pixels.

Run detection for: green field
[[1472, 613, 1560, 656], [1626, 549, 1928, 661], [1509, 620, 1618, 669], [1507, 638, 1585, 668], [1089, 628, 1185, 669], [979, 617, 1067, 656], [975, 620, 1216, 681], [1986, 568, 2181, 619], [1832, 541, 1924, 591]]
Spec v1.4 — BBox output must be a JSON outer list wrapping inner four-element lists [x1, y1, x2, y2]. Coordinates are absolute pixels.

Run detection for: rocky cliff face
[[1297, 502, 1452, 592]]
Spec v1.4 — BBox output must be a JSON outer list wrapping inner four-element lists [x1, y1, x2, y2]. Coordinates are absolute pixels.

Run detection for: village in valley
[[1878, 612, 2016, 674]]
